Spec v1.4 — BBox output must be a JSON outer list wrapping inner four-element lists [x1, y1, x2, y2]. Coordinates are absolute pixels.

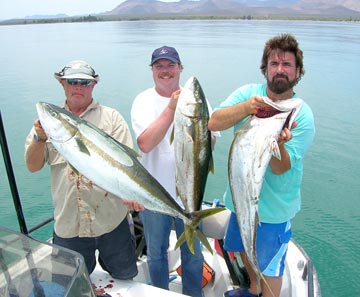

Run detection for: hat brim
[[54, 73, 100, 82], [150, 56, 180, 65]]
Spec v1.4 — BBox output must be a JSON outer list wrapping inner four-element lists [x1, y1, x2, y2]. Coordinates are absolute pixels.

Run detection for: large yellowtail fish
[[171, 76, 215, 253], [228, 97, 303, 293], [36, 102, 223, 252]]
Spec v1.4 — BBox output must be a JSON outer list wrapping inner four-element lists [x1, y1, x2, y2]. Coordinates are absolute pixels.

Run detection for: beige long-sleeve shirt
[[25, 100, 133, 238]]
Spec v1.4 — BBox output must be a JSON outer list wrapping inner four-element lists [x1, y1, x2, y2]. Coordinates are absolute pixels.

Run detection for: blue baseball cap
[[150, 46, 181, 65]]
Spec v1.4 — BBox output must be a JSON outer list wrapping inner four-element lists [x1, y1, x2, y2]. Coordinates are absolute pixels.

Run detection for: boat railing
[[296, 239, 316, 297], [302, 258, 315, 297]]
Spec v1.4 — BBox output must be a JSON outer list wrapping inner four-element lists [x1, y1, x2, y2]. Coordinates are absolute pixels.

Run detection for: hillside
[[1, 0, 359, 26], [104, 0, 360, 18]]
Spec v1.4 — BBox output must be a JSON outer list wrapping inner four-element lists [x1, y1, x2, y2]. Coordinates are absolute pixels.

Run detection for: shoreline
[[1, 14, 359, 26]]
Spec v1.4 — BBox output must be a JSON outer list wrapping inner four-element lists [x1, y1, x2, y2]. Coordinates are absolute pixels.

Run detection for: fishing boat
[[0, 112, 321, 296], [0, 210, 321, 297], [91, 207, 322, 297]]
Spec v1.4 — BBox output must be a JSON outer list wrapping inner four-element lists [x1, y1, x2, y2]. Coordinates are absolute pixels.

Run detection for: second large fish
[[228, 97, 303, 290], [171, 76, 215, 252], [172, 76, 214, 213]]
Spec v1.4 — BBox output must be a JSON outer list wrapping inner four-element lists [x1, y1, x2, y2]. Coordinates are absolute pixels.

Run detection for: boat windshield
[[0, 226, 95, 296]]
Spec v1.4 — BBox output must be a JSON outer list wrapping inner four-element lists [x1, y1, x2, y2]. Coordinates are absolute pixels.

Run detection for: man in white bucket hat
[[25, 60, 140, 281]]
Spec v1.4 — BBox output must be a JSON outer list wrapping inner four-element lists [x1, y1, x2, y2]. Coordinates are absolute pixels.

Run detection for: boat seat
[[202, 207, 231, 240]]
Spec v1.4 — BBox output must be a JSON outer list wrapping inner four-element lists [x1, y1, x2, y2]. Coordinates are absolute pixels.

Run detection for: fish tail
[[174, 225, 213, 255], [174, 207, 226, 254], [191, 207, 226, 225]]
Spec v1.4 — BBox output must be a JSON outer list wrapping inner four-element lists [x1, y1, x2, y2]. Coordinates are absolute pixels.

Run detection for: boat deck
[[91, 236, 232, 297], [90, 235, 321, 297]]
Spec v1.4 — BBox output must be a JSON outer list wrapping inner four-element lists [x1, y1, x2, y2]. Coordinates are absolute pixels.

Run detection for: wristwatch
[[33, 133, 46, 143]]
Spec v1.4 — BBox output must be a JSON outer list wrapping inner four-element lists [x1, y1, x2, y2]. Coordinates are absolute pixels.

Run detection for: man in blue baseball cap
[[131, 46, 204, 297]]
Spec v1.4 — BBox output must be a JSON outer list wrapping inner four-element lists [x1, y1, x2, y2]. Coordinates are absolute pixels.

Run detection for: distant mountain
[[103, 0, 360, 18], [2, 0, 359, 24]]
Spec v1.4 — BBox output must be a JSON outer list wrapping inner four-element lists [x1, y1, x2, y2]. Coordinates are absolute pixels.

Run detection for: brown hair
[[260, 34, 305, 82]]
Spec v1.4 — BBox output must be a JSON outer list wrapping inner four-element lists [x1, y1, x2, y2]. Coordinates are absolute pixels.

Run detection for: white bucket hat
[[54, 60, 100, 82]]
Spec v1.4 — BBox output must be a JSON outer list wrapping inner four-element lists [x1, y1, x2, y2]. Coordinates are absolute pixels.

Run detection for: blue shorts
[[53, 217, 138, 280], [224, 212, 292, 277]]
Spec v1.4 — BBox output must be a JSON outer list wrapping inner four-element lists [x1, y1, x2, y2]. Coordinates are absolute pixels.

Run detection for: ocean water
[[0, 20, 359, 296]]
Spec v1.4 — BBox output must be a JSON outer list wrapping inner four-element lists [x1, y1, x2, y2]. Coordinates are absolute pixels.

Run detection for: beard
[[267, 74, 298, 94]]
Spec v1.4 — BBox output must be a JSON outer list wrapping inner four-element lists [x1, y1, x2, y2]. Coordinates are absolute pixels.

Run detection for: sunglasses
[[65, 79, 93, 86]]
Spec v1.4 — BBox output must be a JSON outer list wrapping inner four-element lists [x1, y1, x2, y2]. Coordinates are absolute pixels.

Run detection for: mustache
[[159, 72, 174, 79], [274, 74, 288, 80]]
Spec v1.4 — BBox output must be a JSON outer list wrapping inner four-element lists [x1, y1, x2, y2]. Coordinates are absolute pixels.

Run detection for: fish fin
[[209, 154, 215, 174], [184, 226, 195, 254], [170, 127, 174, 144], [195, 228, 213, 254], [284, 107, 302, 130], [75, 137, 91, 156], [175, 225, 195, 254], [174, 232, 187, 251], [174, 226, 213, 255], [270, 137, 281, 161], [174, 226, 195, 254], [174, 208, 226, 253], [283, 109, 293, 130], [191, 207, 226, 227]]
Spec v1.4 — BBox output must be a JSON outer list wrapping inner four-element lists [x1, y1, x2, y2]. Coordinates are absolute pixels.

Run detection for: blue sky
[[0, 0, 182, 20]]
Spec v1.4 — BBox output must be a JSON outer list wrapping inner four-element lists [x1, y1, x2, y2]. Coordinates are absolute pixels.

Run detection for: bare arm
[[208, 95, 268, 131], [25, 120, 47, 172], [137, 90, 180, 153]]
